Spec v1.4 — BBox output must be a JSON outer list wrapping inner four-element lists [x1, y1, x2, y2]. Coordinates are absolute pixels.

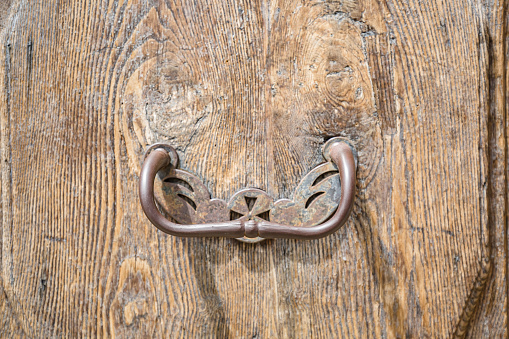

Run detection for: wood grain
[[0, 0, 13, 32], [0, 0, 506, 337], [460, 0, 508, 337]]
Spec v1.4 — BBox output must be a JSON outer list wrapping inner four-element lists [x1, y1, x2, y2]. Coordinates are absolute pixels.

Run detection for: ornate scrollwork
[[151, 139, 349, 242]]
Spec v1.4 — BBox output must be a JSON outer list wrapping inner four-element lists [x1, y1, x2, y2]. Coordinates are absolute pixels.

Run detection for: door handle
[[139, 138, 356, 240]]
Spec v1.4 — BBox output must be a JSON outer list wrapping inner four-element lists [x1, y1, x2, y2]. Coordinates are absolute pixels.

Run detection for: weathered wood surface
[[0, 0, 506, 337], [463, 0, 508, 337]]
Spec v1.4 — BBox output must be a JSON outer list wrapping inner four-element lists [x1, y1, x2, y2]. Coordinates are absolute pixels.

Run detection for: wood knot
[[110, 258, 157, 337]]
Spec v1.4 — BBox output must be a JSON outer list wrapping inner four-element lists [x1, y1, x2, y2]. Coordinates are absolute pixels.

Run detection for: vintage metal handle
[[139, 140, 356, 240]]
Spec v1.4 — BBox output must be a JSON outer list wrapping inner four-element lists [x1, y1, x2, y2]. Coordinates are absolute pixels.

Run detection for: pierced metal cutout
[[139, 138, 357, 242]]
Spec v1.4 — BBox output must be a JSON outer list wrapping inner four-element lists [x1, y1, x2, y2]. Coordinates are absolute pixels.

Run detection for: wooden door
[[0, 0, 507, 337]]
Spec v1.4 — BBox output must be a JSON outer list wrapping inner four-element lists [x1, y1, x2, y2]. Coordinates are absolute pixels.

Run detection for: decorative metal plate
[[152, 141, 344, 243]]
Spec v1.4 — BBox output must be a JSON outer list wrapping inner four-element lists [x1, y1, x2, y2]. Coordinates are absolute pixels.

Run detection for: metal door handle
[[139, 139, 356, 240]]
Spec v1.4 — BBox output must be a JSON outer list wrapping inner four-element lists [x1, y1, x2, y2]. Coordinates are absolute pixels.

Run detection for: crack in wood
[[453, 10, 506, 336], [453, 258, 492, 338]]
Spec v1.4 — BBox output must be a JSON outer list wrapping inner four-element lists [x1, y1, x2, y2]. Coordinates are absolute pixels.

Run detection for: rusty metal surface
[[140, 138, 357, 241]]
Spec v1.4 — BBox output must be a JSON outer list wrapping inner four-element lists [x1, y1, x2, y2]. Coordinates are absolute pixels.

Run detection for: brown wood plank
[[0, 0, 505, 337], [461, 0, 507, 337]]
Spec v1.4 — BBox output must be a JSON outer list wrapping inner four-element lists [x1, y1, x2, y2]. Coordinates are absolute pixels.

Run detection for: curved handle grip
[[139, 141, 356, 240]]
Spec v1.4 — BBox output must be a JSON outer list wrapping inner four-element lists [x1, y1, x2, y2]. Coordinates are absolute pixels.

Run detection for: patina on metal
[[139, 137, 357, 241]]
